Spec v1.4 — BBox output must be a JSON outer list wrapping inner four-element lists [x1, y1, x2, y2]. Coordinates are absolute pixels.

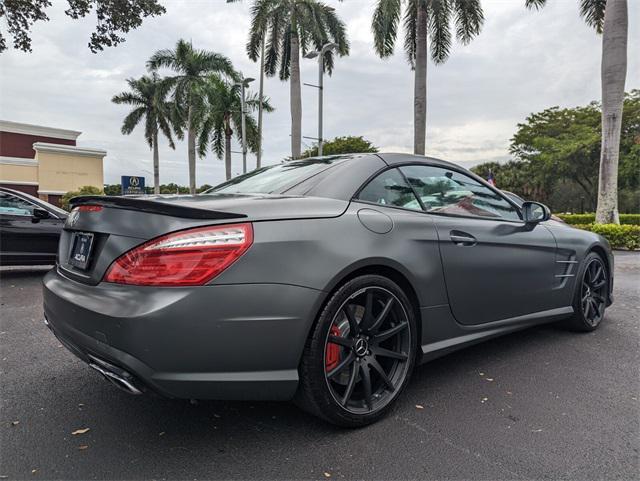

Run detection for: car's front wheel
[[296, 275, 417, 427], [562, 252, 610, 332]]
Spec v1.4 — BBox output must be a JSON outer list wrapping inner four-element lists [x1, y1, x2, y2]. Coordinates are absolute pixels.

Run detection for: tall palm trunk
[[414, 4, 428, 156], [224, 119, 233, 181], [152, 131, 160, 194], [257, 37, 266, 169], [290, 32, 302, 159], [595, 0, 628, 224], [187, 104, 197, 194]]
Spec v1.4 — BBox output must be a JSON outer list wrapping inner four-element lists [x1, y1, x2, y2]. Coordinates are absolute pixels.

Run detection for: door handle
[[450, 231, 477, 246]]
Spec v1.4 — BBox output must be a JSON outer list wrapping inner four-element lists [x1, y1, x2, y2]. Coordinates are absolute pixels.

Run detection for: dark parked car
[[0, 187, 68, 266], [43, 154, 613, 427]]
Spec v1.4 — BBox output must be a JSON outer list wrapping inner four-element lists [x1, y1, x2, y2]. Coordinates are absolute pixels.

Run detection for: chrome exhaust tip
[[88, 356, 142, 395]]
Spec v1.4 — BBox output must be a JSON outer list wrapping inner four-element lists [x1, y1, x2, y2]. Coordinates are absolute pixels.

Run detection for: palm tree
[[198, 76, 273, 180], [525, 0, 628, 224], [372, 0, 484, 156], [246, 0, 349, 159], [147, 39, 239, 194], [111, 73, 175, 194]]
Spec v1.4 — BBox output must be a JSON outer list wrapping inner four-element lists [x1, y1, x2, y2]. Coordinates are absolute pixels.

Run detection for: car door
[[0, 192, 62, 264], [398, 164, 557, 326]]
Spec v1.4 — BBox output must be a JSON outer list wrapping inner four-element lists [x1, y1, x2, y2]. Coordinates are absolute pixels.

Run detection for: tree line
[[472, 90, 639, 214], [1, 0, 630, 223]]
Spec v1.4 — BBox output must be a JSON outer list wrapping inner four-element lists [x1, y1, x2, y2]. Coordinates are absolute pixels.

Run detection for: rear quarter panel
[[213, 202, 449, 309]]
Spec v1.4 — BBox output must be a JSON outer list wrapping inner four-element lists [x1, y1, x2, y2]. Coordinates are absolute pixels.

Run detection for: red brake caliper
[[325, 324, 342, 372]]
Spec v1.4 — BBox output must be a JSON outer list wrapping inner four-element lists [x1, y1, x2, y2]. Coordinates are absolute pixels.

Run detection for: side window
[[0, 193, 35, 216], [356, 168, 421, 211], [399, 165, 521, 221]]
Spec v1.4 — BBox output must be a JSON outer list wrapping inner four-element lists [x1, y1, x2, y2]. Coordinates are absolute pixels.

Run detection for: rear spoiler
[[70, 195, 246, 220]]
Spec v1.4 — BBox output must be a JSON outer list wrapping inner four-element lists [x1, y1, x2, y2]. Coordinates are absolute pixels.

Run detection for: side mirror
[[522, 201, 551, 224], [32, 207, 51, 222]]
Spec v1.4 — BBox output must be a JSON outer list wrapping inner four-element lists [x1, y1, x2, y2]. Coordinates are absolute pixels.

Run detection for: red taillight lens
[[103, 223, 253, 286], [77, 205, 103, 212]]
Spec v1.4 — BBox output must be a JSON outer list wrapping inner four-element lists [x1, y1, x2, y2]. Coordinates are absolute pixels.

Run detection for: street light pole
[[317, 50, 324, 156], [304, 43, 338, 157], [240, 83, 247, 173]]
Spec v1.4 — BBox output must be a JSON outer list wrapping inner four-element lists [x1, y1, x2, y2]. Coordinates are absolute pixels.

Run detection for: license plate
[[69, 232, 94, 270]]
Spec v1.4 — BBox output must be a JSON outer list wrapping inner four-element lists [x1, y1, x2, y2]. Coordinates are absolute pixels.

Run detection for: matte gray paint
[[43, 153, 614, 400]]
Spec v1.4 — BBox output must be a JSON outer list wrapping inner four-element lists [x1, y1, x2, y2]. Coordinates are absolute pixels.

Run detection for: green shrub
[[572, 224, 640, 250], [61, 185, 104, 211], [557, 213, 640, 225]]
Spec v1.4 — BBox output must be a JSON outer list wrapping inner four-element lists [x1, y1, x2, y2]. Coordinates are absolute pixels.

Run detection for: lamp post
[[235, 76, 255, 173], [304, 42, 338, 156]]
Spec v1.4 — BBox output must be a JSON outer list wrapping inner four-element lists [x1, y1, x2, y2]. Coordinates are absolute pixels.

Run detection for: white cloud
[[0, 0, 638, 186]]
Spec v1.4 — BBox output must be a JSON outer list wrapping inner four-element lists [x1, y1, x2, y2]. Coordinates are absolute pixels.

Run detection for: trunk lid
[[58, 193, 348, 285]]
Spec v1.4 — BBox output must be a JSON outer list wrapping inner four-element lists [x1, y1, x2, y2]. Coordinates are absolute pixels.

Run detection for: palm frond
[[279, 26, 292, 81], [211, 128, 225, 160], [403, 0, 418, 66], [524, 0, 546, 9], [247, 0, 280, 60], [428, 0, 452, 64], [147, 48, 178, 72], [112, 90, 146, 106], [372, 0, 402, 58], [120, 106, 146, 136], [157, 111, 175, 149], [264, 7, 286, 76], [579, 0, 606, 33], [452, 0, 484, 45], [144, 110, 156, 148]]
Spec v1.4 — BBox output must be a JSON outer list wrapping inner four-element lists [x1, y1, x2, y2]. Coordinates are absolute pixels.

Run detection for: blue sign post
[[121, 176, 145, 195]]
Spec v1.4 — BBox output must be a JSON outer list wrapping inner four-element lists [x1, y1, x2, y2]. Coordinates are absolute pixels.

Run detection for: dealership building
[[0, 120, 106, 206]]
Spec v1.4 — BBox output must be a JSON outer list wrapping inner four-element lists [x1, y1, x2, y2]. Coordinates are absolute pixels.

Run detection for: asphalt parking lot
[[1, 253, 638, 480]]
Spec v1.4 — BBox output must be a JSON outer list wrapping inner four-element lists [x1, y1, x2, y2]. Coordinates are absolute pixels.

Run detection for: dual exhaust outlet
[[87, 355, 142, 395], [43, 318, 142, 396]]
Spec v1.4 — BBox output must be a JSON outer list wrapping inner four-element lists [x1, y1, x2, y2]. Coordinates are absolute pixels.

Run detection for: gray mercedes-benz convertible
[[43, 153, 613, 426]]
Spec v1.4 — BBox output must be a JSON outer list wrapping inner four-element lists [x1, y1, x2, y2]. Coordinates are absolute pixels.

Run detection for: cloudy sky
[[1, 0, 638, 187]]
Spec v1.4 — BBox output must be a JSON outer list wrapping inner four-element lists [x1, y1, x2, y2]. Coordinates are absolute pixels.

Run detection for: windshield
[[205, 157, 348, 195]]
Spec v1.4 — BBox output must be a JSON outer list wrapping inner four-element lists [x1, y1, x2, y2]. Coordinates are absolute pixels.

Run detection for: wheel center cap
[[354, 337, 369, 357]]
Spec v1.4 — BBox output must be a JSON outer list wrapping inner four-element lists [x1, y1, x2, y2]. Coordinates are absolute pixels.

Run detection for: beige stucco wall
[[0, 163, 39, 184], [35, 150, 104, 193]]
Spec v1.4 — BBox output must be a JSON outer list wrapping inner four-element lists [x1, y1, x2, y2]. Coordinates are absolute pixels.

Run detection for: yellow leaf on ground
[[72, 428, 90, 435]]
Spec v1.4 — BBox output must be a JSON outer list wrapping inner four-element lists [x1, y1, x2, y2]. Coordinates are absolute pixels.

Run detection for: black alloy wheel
[[581, 257, 608, 327], [296, 275, 417, 427], [563, 252, 609, 332]]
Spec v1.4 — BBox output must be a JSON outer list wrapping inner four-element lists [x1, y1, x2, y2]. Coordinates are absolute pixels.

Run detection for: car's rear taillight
[[103, 223, 253, 286]]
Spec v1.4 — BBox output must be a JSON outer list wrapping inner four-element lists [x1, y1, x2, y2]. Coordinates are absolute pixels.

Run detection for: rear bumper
[[43, 268, 323, 400]]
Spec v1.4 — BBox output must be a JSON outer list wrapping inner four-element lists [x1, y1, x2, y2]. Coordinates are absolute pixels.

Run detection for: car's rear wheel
[[296, 275, 417, 427], [562, 252, 609, 332]]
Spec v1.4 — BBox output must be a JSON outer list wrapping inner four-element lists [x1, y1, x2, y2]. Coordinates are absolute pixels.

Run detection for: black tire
[[561, 252, 609, 332], [295, 274, 418, 427]]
